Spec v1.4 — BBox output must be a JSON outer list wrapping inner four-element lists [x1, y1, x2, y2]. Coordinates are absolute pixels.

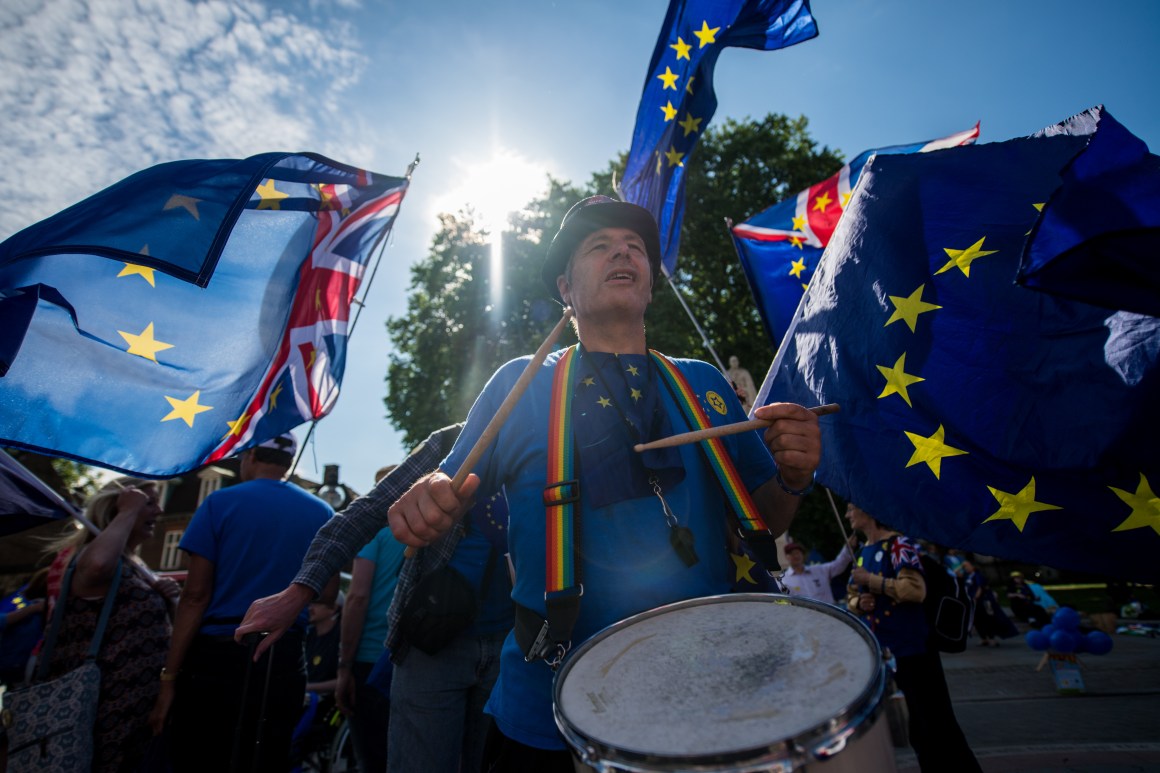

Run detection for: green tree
[[385, 113, 844, 449]]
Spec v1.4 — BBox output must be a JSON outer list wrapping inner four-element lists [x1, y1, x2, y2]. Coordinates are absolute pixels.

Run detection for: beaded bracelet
[[775, 469, 816, 496]]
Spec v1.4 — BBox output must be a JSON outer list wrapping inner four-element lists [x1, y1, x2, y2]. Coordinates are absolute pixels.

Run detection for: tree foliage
[[385, 113, 844, 450]]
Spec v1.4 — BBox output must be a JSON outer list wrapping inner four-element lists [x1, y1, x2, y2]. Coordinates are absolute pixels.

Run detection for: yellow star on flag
[[731, 551, 757, 583], [630, 388, 643, 403], [812, 192, 832, 212], [1110, 473, 1160, 536], [162, 391, 213, 428], [791, 214, 807, 231], [678, 113, 702, 137], [597, 396, 612, 408], [982, 477, 1062, 532], [164, 194, 202, 220], [224, 411, 251, 439], [625, 364, 640, 376], [660, 101, 678, 121], [693, 20, 720, 47], [664, 146, 685, 168], [841, 191, 852, 207], [268, 382, 284, 410], [903, 424, 967, 479], [789, 258, 806, 278], [1033, 202, 1045, 212], [256, 179, 290, 210], [789, 236, 804, 249], [670, 37, 691, 60], [117, 263, 156, 287], [686, 75, 696, 95], [877, 353, 925, 407], [936, 236, 998, 277], [118, 322, 174, 362], [886, 284, 941, 333], [657, 66, 679, 90], [581, 377, 595, 387]]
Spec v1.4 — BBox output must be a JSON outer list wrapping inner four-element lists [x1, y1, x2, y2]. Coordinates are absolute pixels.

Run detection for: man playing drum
[[388, 195, 821, 771]]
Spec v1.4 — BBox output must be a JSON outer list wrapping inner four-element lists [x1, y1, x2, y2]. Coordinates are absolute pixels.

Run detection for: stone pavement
[[893, 625, 1160, 772]]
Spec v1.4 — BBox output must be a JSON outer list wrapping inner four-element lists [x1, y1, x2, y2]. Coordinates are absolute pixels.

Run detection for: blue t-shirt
[[442, 349, 776, 749], [447, 490, 515, 636], [180, 478, 333, 637], [354, 527, 407, 664], [852, 536, 928, 657]]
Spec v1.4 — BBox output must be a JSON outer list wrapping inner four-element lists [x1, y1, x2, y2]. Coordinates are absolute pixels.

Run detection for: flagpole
[[662, 271, 727, 374], [289, 154, 421, 483]]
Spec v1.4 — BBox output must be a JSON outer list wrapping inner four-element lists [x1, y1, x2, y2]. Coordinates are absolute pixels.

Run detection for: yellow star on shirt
[[164, 194, 202, 220], [886, 284, 942, 333], [256, 179, 290, 210], [117, 323, 174, 362], [581, 377, 595, 387], [789, 258, 806, 278], [630, 388, 643, 403], [597, 396, 612, 408], [812, 192, 833, 212], [117, 263, 156, 287], [791, 214, 807, 231], [693, 20, 720, 47], [162, 391, 213, 428], [903, 424, 967, 479], [982, 477, 1062, 532], [625, 364, 640, 377], [660, 101, 678, 121], [268, 382, 284, 410], [670, 37, 691, 60], [224, 411, 251, 439], [678, 113, 702, 137], [1110, 473, 1160, 536], [664, 146, 685, 168], [731, 551, 757, 584], [877, 353, 925, 407], [657, 66, 679, 90], [936, 236, 998, 277]]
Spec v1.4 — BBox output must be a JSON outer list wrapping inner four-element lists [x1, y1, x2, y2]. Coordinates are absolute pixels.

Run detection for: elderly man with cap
[[388, 195, 822, 770], [149, 432, 336, 773], [780, 536, 857, 604]]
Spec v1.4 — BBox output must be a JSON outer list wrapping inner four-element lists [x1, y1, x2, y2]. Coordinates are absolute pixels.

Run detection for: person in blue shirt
[[388, 195, 822, 771]]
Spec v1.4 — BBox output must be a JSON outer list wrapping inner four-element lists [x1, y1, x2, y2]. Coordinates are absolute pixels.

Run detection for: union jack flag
[[0, 153, 409, 477], [889, 536, 923, 573], [732, 125, 979, 346]]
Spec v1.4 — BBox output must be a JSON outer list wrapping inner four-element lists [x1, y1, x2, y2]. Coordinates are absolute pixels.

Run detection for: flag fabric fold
[[756, 106, 1160, 582], [732, 124, 979, 347], [1018, 107, 1160, 317], [0, 153, 409, 478], [620, 0, 818, 274], [0, 451, 79, 536]]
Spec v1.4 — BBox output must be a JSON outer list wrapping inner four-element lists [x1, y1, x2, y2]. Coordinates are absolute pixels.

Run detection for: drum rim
[[553, 593, 887, 770]]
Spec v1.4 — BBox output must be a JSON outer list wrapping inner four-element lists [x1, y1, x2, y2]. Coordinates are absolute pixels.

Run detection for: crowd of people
[[0, 195, 1076, 772]]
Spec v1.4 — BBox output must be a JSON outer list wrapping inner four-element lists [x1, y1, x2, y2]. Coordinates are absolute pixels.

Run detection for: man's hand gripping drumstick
[[633, 403, 839, 452], [393, 308, 575, 555]]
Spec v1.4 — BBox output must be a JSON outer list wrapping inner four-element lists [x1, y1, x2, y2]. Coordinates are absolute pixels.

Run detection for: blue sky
[[2, 0, 1157, 490]]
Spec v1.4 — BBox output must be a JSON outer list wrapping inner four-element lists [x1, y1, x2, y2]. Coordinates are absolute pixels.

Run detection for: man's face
[[556, 227, 652, 322]]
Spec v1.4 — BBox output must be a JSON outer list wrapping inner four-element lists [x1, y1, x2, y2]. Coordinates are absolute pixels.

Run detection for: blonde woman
[[43, 479, 177, 773]]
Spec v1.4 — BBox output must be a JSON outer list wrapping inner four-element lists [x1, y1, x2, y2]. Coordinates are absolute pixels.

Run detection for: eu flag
[[732, 124, 979, 347], [620, 0, 818, 274], [757, 107, 1160, 582], [0, 153, 409, 478]]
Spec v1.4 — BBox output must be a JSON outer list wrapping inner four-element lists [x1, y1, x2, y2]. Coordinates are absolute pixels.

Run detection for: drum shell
[[553, 594, 894, 773]]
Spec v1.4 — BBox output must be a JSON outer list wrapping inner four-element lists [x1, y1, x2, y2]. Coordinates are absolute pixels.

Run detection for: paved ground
[[893, 624, 1160, 772]]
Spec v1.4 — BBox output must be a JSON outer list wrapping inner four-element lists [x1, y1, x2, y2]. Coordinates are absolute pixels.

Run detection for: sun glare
[[434, 148, 551, 234]]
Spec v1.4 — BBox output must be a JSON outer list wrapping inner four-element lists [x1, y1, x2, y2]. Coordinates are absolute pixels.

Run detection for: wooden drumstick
[[632, 403, 840, 453], [404, 307, 575, 558]]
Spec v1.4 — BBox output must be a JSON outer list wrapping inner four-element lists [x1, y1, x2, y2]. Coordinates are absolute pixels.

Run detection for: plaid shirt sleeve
[[291, 424, 464, 594]]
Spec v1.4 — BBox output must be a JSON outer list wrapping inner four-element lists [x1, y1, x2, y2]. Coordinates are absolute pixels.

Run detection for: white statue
[[726, 355, 757, 414]]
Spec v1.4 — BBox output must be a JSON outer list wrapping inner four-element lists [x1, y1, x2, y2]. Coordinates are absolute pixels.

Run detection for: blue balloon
[[1050, 629, 1080, 653], [1026, 630, 1050, 651], [1085, 630, 1114, 656], [1053, 607, 1081, 631], [1040, 624, 1056, 639]]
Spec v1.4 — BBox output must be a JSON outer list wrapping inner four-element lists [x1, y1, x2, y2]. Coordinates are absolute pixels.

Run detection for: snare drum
[[554, 594, 894, 772]]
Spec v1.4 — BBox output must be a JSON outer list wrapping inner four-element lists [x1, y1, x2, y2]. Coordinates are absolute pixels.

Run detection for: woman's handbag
[[3, 556, 122, 773]]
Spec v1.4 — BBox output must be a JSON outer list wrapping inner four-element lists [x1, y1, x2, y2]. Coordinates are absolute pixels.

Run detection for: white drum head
[[555, 595, 881, 763]]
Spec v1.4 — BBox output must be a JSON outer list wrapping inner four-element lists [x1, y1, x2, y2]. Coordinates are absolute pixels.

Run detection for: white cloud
[[0, 0, 370, 237]]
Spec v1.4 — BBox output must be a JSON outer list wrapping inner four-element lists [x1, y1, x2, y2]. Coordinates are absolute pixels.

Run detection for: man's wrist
[[775, 468, 815, 496]]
